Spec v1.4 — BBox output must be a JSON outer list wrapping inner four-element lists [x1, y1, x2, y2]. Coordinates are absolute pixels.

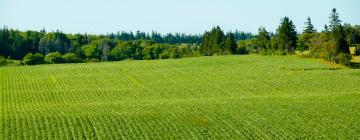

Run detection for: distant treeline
[[107, 30, 252, 43], [0, 8, 359, 66], [0, 26, 252, 65]]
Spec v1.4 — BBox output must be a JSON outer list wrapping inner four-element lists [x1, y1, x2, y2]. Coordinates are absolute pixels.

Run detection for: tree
[[300, 17, 317, 51], [308, 32, 329, 58], [236, 40, 249, 54], [0, 56, 9, 66], [303, 17, 316, 34], [38, 31, 71, 54], [323, 24, 330, 33], [110, 43, 133, 60], [63, 53, 81, 63], [328, 8, 350, 64], [45, 52, 64, 64], [169, 48, 180, 59], [81, 44, 99, 59], [23, 53, 44, 65], [99, 40, 111, 61], [256, 27, 271, 54], [276, 17, 298, 54], [332, 26, 350, 54], [200, 26, 226, 55], [224, 32, 237, 54], [329, 8, 341, 31], [0, 27, 11, 58]]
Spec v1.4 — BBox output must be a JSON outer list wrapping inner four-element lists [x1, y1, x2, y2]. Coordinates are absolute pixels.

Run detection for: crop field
[[1, 55, 360, 139]]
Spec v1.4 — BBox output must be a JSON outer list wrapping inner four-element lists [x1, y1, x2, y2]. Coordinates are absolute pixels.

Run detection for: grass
[[1, 55, 360, 139], [352, 55, 360, 63]]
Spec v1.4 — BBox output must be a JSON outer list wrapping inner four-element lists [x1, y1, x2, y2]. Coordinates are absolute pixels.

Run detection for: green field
[[1, 55, 360, 139]]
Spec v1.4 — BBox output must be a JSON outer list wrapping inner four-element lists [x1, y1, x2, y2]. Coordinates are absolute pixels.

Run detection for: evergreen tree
[[256, 27, 271, 53], [224, 32, 237, 54], [323, 24, 330, 33], [324, 8, 351, 64], [329, 8, 341, 31], [303, 17, 316, 34], [300, 17, 317, 51], [200, 26, 226, 55], [276, 17, 298, 54], [0, 27, 11, 57], [329, 9, 349, 54]]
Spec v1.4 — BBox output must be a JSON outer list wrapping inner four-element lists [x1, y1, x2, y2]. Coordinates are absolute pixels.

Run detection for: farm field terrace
[[0, 55, 360, 139]]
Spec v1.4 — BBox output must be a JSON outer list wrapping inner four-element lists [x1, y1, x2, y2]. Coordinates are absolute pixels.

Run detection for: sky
[[0, 0, 359, 35]]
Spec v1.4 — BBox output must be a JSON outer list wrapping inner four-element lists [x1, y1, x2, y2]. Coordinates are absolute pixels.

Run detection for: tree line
[[0, 26, 253, 65], [236, 8, 360, 65], [1, 8, 359, 66]]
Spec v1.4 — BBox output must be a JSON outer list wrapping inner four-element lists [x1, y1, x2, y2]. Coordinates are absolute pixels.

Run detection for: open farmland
[[1, 55, 360, 139]]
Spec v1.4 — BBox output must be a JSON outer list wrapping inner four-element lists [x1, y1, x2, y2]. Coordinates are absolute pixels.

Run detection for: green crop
[[1, 55, 360, 139]]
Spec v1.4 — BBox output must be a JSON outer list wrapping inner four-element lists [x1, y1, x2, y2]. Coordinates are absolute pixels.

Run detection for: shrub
[[0, 56, 8, 66], [45, 52, 64, 64], [23, 53, 44, 65], [63, 53, 81, 63], [335, 53, 352, 66], [159, 52, 170, 59], [169, 48, 180, 59], [236, 46, 248, 54]]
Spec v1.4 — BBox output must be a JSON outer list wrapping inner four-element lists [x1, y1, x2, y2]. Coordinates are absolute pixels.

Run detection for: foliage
[[276, 17, 298, 54], [39, 31, 71, 54], [322, 8, 351, 64], [23, 53, 44, 65], [81, 44, 99, 59], [255, 27, 271, 54], [335, 53, 352, 65], [303, 17, 316, 34], [224, 32, 238, 54], [44, 52, 64, 64], [62, 53, 82, 63], [0, 56, 8, 66], [236, 40, 249, 54], [200, 26, 237, 55]]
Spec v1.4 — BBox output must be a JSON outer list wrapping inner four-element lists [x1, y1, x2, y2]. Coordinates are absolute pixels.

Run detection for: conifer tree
[[303, 17, 316, 34], [224, 32, 237, 54], [276, 17, 298, 54]]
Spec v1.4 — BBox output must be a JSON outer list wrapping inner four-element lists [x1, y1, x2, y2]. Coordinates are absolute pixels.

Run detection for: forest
[[0, 8, 359, 66]]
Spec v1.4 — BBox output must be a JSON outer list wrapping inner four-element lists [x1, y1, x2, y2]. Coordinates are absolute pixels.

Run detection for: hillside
[[1, 55, 360, 139]]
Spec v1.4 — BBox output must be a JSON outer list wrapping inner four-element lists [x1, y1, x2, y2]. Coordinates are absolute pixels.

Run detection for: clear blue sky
[[1, 0, 359, 34]]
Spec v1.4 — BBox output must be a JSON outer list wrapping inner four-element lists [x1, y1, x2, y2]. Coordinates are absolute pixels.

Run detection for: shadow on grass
[[281, 67, 343, 71], [350, 62, 360, 69]]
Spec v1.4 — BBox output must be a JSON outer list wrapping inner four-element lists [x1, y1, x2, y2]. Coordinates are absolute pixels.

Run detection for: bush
[[0, 56, 8, 66], [63, 53, 81, 63], [335, 53, 352, 66], [159, 52, 170, 59], [23, 53, 44, 65], [45, 52, 64, 64], [236, 46, 248, 54], [169, 48, 180, 59]]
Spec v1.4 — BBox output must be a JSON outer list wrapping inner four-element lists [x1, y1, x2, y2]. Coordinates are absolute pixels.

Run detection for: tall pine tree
[[276, 17, 298, 54], [303, 17, 316, 34], [224, 32, 237, 54], [329, 8, 341, 31], [200, 26, 226, 55], [329, 8, 349, 54]]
